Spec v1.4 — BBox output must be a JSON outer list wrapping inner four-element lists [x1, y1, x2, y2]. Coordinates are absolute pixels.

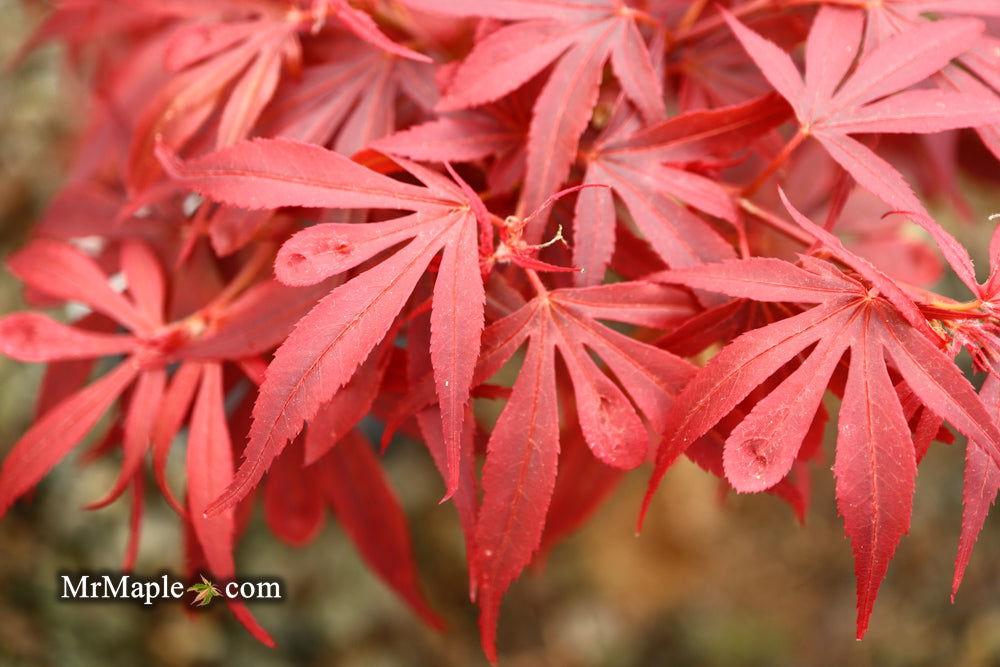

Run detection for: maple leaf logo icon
[[187, 575, 221, 607]]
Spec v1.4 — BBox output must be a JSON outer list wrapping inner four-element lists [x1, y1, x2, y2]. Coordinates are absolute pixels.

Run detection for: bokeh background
[[3, 2, 1000, 665]]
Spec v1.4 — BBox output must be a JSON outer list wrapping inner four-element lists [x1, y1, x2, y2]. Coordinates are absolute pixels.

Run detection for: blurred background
[[3, 2, 1000, 665]]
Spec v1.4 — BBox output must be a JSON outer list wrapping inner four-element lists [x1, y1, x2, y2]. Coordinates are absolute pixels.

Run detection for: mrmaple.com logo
[[58, 572, 283, 606]]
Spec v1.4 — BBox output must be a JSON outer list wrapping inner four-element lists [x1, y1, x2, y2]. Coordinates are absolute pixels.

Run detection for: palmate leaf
[[379, 276, 698, 660], [121, 0, 432, 193], [258, 30, 438, 154], [642, 198, 1000, 639], [197, 25, 440, 255], [409, 0, 665, 229], [0, 236, 324, 524], [371, 81, 536, 196], [454, 281, 694, 661], [724, 8, 1000, 215], [0, 255, 302, 610], [230, 340, 444, 627], [575, 92, 790, 284], [0, 239, 159, 518], [674, 12, 810, 112], [10, 0, 1000, 657], [160, 137, 488, 506], [858, 0, 1000, 161], [127, 6, 298, 192]]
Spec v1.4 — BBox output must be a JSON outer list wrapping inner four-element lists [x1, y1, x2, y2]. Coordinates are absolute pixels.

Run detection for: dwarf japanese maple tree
[[4, 0, 1000, 661]]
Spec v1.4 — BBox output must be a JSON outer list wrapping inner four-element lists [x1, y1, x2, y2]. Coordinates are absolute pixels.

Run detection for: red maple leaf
[[0, 239, 328, 645], [160, 138, 491, 503], [371, 80, 536, 196], [724, 7, 1000, 213], [574, 91, 789, 283], [8, 1, 1000, 657], [641, 191, 1000, 639], [455, 279, 694, 661], [858, 1, 1000, 162], [258, 29, 438, 153], [409, 0, 666, 225]]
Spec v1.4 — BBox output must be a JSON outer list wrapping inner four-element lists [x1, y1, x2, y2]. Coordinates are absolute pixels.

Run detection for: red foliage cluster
[[4, 0, 1000, 660]]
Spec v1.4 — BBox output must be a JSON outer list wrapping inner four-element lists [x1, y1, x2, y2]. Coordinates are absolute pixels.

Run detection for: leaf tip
[[636, 487, 655, 535]]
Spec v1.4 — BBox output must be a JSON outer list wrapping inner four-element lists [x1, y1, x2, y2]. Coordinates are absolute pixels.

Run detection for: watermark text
[[57, 572, 283, 606]]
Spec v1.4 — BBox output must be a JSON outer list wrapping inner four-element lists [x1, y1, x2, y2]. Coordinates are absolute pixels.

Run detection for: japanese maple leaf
[[0, 239, 310, 516], [159, 137, 491, 504], [258, 30, 438, 155], [670, 12, 810, 111], [0, 243, 322, 486], [187, 574, 222, 606], [857, 0, 1000, 161], [641, 192, 1000, 639], [724, 7, 1000, 215], [408, 0, 666, 224], [125, 0, 430, 192], [858, 0, 1000, 45], [126, 7, 299, 192], [370, 82, 536, 196], [396, 278, 695, 661], [574, 92, 789, 284], [759, 139, 947, 288], [0, 239, 328, 646], [188, 29, 440, 256]]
